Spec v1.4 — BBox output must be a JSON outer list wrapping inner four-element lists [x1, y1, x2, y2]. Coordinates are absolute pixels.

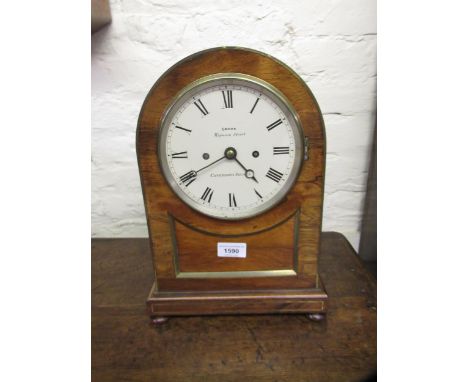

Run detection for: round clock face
[[158, 74, 304, 220]]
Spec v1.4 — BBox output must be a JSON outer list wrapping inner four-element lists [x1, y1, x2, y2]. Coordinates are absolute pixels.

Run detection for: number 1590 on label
[[217, 243, 247, 258]]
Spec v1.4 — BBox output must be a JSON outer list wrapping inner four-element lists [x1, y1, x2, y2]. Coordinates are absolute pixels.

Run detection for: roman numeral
[[222, 90, 233, 108], [250, 98, 260, 114], [201, 187, 214, 202], [229, 193, 237, 207], [171, 151, 188, 159], [254, 189, 262, 199], [266, 119, 283, 131], [194, 99, 209, 116], [266, 168, 283, 183], [179, 170, 196, 186], [174, 125, 191, 133], [273, 146, 290, 155]]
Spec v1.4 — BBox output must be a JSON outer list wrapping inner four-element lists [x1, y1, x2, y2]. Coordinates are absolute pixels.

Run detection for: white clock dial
[[159, 74, 304, 220]]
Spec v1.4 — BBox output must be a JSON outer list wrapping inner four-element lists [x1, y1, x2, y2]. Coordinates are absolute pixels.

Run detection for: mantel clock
[[136, 47, 328, 325]]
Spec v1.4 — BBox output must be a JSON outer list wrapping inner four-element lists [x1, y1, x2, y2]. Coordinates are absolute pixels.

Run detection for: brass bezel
[[158, 73, 305, 221]]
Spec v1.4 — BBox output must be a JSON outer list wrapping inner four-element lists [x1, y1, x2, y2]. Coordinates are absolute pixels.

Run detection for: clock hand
[[223, 147, 259, 183], [180, 155, 225, 185], [233, 157, 259, 183], [184, 147, 256, 184], [184, 146, 252, 183], [218, 146, 258, 185], [194, 155, 225, 174], [245, 169, 259, 183]]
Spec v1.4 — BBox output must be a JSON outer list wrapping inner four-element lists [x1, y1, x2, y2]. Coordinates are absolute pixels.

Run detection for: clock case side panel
[[136, 47, 327, 299]]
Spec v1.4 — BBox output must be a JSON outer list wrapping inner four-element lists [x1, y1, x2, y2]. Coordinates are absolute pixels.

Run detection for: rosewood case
[[136, 47, 328, 318]]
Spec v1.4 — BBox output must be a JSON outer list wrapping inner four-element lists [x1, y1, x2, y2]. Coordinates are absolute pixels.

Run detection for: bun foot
[[306, 313, 325, 322], [151, 316, 169, 326]]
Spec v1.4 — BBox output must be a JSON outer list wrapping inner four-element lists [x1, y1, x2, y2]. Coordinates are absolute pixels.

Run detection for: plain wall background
[[91, 0, 376, 250]]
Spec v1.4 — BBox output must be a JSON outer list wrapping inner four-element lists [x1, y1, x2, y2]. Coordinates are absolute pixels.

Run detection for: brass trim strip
[[293, 209, 300, 272], [153, 293, 325, 301], [169, 210, 302, 279], [169, 209, 299, 238], [176, 269, 297, 279], [147, 282, 157, 299], [168, 214, 180, 276]]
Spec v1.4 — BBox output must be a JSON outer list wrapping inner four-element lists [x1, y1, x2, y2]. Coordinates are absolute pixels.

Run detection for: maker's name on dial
[[214, 132, 246, 137], [210, 172, 245, 177], [214, 127, 246, 138]]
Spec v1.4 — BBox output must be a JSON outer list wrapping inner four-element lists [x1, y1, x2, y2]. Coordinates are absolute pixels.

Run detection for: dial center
[[224, 147, 237, 160]]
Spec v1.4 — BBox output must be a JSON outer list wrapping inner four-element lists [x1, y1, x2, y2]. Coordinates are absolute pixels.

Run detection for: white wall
[[91, 0, 376, 250]]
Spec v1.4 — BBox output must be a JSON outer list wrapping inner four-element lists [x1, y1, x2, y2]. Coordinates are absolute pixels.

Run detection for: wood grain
[[92, 232, 377, 382], [174, 211, 297, 273], [136, 48, 327, 315]]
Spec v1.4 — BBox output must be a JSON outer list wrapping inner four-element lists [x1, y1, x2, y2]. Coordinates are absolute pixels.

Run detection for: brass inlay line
[[169, 209, 300, 238], [176, 269, 297, 279], [168, 214, 180, 275], [153, 294, 326, 302], [293, 209, 300, 272], [168, 210, 301, 279]]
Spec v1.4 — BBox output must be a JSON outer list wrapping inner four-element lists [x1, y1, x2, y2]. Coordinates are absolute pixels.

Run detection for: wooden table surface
[[92, 232, 376, 382]]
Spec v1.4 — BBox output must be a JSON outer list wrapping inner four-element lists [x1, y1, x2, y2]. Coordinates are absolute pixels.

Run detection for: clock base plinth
[[146, 283, 328, 318]]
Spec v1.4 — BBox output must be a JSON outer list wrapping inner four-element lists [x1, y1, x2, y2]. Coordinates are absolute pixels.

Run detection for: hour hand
[[245, 169, 258, 183], [233, 157, 258, 183]]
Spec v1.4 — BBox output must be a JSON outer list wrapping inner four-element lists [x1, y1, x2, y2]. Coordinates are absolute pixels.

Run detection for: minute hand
[[195, 155, 225, 174]]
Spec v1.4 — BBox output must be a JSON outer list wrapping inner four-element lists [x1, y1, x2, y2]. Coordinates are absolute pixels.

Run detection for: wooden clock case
[[136, 47, 328, 323]]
